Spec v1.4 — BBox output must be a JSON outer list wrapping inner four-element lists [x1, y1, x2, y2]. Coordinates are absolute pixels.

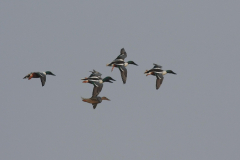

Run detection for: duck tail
[[23, 73, 31, 79], [81, 77, 88, 80]]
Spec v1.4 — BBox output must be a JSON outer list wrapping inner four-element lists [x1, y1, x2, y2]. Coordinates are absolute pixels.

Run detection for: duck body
[[82, 71, 115, 97], [23, 71, 55, 86], [106, 48, 138, 84], [81, 69, 102, 83], [81, 96, 110, 109], [144, 64, 176, 90]]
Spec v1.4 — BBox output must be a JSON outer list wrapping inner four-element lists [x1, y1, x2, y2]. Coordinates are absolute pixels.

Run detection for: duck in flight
[[106, 48, 138, 84], [23, 71, 55, 86], [144, 64, 176, 90], [81, 71, 115, 98], [81, 96, 110, 109]]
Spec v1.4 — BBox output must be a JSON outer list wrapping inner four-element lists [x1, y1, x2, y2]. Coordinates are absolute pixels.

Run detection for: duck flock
[[23, 48, 176, 109]]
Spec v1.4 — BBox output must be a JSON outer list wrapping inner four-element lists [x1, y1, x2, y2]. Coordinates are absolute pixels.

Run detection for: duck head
[[166, 70, 177, 75], [45, 71, 56, 76], [102, 76, 116, 83], [126, 61, 138, 66]]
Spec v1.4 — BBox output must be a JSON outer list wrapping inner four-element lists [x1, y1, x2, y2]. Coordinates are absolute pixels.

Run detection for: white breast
[[162, 71, 167, 75]]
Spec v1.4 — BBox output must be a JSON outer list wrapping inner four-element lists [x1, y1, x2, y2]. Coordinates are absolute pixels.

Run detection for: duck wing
[[92, 103, 98, 109], [153, 63, 162, 68], [116, 48, 127, 60], [155, 73, 164, 90], [92, 82, 103, 98], [119, 65, 127, 84], [37, 72, 46, 86], [89, 70, 102, 78]]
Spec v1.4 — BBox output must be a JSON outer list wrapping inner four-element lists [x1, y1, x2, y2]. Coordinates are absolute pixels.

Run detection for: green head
[[166, 70, 176, 74], [127, 61, 138, 66], [45, 71, 56, 76], [103, 76, 116, 83]]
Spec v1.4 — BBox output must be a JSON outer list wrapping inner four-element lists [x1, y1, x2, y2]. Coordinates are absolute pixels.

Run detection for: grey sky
[[1, 1, 240, 159]]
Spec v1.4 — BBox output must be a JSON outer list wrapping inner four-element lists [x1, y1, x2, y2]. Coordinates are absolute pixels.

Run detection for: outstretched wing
[[37, 72, 46, 86], [155, 73, 164, 90], [153, 63, 162, 68], [92, 103, 98, 109], [89, 70, 102, 78], [92, 82, 103, 98], [119, 66, 127, 84], [116, 48, 127, 60]]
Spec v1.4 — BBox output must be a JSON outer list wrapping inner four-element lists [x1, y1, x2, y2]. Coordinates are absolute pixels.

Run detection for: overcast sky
[[1, 1, 240, 159]]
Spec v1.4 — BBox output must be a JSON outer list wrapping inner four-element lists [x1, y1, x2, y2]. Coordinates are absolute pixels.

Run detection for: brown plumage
[[81, 97, 110, 109]]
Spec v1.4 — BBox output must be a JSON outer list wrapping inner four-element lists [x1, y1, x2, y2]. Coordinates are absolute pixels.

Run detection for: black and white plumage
[[89, 69, 102, 78], [116, 48, 127, 60], [82, 71, 115, 98], [119, 65, 127, 84], [144, 63, 163, 74], [155, 73, 164, 90], [38, 72, 47, 86], [145, 64, 176, 90], [107, 48, 138, 84], [107, 48, 127, 66], [81, 70, 102, 83]]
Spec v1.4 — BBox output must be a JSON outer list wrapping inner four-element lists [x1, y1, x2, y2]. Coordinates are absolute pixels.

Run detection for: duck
[[23, 71, 55, 86], [144, 64, 176, 90], [82, 76, 115, 97], [81, 96, 110, 109], [106, 48, 138, 84]]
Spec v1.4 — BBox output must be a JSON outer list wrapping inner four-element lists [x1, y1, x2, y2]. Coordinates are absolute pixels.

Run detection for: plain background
[[1, 1, 240, 159]]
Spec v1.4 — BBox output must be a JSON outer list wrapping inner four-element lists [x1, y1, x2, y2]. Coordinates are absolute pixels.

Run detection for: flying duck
[[82, 75, 115, 97], [81, 96, 110, 109], [144, 64, 176, 90], [23, 71, 55, 86], [106, 48, 138, 84]]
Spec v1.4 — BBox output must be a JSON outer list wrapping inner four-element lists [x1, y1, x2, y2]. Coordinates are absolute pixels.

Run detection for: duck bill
[[109, 77, 116, 81], [133, 63, 138, 66]]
